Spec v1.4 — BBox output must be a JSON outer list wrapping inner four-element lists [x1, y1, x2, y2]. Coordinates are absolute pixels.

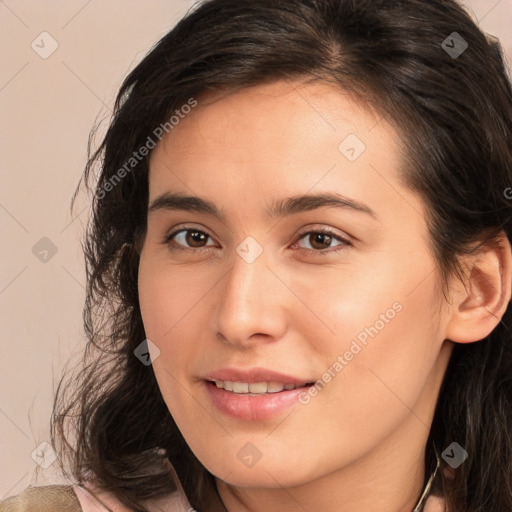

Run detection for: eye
[[164, 227, 217, 253], [162, 226, 351, 256], [292, 228, 351, 255]]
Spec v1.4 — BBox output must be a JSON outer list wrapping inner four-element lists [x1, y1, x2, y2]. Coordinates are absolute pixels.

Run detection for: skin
[[137, 79, 511, 512]]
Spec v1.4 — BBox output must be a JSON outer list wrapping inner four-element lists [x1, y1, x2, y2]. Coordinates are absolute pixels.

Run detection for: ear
[[445, 231, 512, 344]]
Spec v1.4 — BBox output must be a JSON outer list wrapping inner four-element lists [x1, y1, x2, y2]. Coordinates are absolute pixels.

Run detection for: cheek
[[319, 274, 442, 440], [137, 257, 219, 403], [138, 255, 213, 340], [282, 251, 431, 359], [137, 260, 199, 422], [305, 252, 442, 413]]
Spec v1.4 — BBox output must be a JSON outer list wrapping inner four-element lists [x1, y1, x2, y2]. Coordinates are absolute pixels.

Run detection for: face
[[138, 80, 452, 489]]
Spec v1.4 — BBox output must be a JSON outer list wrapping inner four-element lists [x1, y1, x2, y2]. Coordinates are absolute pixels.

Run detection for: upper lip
[[203, 367, 314, 385]]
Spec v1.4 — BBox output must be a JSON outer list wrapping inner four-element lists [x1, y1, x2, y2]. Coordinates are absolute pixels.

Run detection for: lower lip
[[204, 381, 311, 420]]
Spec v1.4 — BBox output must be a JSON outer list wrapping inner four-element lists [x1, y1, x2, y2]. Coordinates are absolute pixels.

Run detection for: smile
[[203, 380, 315, 420], [212, 380, 312, 394]]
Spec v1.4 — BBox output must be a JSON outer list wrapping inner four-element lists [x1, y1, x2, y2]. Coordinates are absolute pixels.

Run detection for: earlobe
[[445, 231, 512, 344]]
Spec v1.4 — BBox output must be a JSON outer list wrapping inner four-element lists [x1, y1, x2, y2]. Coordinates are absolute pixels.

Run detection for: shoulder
[[0, 482, 190, 512], [0, 484, 82, 512]]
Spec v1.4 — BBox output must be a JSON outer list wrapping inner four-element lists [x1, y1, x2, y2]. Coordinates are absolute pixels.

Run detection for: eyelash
[[163, 226, 352, 256]]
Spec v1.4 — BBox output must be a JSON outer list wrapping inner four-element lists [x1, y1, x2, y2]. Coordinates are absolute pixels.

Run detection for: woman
[[2, 0, 512, 510]]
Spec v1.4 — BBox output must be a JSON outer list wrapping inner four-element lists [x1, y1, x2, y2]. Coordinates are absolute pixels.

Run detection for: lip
[[203, 367, 312, 385], [202, 367, 314, 421]]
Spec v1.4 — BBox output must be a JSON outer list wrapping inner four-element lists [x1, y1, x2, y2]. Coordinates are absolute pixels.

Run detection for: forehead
[[147, 79, 420, 225], [154, 80, 389, 157]]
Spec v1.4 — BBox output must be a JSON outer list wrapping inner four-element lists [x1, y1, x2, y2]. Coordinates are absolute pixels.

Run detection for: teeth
[[267, 382, 286, 392], [232, 382, 249, 393], [249, 382, 268, 393], [213, 380, 305, 395]]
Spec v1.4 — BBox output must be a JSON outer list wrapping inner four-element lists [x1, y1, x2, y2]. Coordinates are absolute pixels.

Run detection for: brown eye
[[307, 232, 333, 250], [165, 228, 216, 251], [294, 229, 351, 255], [185, 230, 208, 247]]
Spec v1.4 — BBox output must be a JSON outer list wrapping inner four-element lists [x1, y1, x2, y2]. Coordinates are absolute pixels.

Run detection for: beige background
[[1, 0, 511, 498]]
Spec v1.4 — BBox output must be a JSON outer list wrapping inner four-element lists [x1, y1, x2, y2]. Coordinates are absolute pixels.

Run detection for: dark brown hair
[[51, 0, 512, 510]]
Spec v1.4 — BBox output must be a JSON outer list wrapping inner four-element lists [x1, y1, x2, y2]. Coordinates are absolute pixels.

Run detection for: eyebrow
[[148, 191, 377, 221]]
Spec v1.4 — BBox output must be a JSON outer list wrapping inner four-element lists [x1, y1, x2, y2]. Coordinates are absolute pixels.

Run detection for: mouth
[[207, 379, 315, 395], [202, 376, 316, 420], [201, 367, 317, 420]]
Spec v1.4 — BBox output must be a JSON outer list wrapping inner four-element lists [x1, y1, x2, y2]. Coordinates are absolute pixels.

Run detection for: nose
[[214, 243, 288, 348]]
